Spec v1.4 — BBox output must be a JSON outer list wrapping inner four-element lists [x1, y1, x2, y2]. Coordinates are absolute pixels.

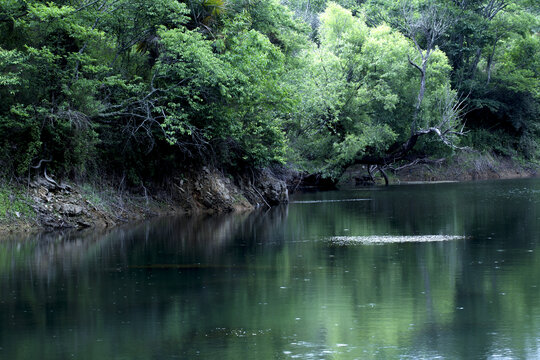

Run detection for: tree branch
[[407, 54, 423, 74]]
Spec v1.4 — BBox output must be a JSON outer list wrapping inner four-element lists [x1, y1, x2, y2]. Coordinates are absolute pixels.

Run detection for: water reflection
[[0, 179, 539, 359]]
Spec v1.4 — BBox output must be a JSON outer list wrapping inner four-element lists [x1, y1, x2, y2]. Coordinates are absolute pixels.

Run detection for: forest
[[0, 0, 539, 186], [2, 3, 540, 356]]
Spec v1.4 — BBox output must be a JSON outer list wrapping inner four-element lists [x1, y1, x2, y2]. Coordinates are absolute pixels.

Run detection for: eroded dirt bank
[[339, 152, 538, 186], [0, 167, 288, 234]]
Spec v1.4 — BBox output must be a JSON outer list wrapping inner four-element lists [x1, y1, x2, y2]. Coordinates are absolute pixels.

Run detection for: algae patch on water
[[328, 235, 467, 245]]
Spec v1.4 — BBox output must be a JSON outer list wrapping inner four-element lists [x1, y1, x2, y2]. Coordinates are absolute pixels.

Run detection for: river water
[[1, 179, 540, 359]]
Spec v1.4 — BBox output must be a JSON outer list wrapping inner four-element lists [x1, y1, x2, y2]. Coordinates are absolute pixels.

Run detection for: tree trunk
[[486, 40, 497, 85], [469, 47, 482, 79], [377, 166, 389, 186], [412, 66, 426, 135], [367, 165, 375, 183]]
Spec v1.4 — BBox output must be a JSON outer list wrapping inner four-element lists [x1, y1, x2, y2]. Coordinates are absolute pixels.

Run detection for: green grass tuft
[[0, 185, 35, 221]]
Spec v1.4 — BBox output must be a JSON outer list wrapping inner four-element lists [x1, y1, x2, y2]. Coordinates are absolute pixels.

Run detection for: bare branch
[[30, 158, 52, 169], [386, 157, 445, 174], [483, 0, 508, 20], [407, 54, 423, 74]]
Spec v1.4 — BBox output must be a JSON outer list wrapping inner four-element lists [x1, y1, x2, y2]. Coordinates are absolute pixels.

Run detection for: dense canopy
[[0, 0, 538, 183]]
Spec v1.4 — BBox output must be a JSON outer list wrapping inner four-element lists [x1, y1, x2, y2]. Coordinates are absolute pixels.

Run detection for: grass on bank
[[0, 185, 35, 223]]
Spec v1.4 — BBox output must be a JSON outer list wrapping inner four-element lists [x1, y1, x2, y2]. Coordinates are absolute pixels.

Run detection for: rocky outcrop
[[171, 167, 253, 213], [257, 169, 289, 205], [3, 166, 289, 233], [170, 167, 288, 213], [28, 177, 118, 230]]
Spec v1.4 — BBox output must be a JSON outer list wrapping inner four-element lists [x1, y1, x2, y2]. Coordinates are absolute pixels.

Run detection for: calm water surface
[[1, 179, 540, 359]]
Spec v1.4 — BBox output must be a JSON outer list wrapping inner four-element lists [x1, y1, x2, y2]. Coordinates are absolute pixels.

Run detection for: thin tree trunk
[[469, 47, 482, 79], [409, 58, 427, 136], [377, 165, 389, 186], [486, 40, 497, 85], [367, 165, 375, 183], [414, 69, 426, 133]]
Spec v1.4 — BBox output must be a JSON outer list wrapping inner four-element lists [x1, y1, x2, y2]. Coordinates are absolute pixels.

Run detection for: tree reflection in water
[[0, 179, 539, 359]]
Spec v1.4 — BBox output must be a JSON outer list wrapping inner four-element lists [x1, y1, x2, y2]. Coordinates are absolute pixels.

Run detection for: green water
[[1, 179, 540, 359]]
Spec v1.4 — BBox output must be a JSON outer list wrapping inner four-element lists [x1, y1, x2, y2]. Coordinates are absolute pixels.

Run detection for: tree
[[399, 0, 451, 134], [285, 2, 464, 181]]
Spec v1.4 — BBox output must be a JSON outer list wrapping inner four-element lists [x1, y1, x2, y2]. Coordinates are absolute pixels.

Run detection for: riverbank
[[3, 152, 537, 235], [0, 167, 288, 234], [395, 152, 539, 183], [340, 152, 539, 186]]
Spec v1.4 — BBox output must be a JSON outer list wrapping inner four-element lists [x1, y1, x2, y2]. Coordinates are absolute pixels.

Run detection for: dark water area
[[1, 179, 540, 359]]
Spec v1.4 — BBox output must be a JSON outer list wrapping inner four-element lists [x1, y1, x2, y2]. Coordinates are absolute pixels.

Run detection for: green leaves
[[0, 47, 24, 90], [497, 35, 540, 97], [285, 3, 458, 176], [151, 10, 296, 166], [319, 2, 367, 52], [0, 0, 537, 182]]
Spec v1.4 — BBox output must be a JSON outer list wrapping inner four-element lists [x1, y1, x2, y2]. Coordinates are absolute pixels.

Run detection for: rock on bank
[[169, 167, 288, 213], [0, 167, 288, 233]]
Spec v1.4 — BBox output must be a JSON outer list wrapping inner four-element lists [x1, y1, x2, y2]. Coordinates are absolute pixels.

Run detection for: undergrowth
[[0, 185, 35, 222]]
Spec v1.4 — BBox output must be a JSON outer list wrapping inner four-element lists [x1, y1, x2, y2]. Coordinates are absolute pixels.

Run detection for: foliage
[[284, 3, 458, 176], [0, 0, 305, 181], [0, 0, 538, 183], [0, 185, 34, 221]]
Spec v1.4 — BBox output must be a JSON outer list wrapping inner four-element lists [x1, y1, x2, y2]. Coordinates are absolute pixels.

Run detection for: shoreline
[[339, 152, 538, 186], [0, 167, 289, 236], [2, 153, 539, 236]]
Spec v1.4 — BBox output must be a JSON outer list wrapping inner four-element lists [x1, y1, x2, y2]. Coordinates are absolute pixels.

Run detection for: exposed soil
[[394, 153, 538, 182], [339, 152, 538, 186], [0, 167, 289, 234], [3, 153, 537, 235]]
